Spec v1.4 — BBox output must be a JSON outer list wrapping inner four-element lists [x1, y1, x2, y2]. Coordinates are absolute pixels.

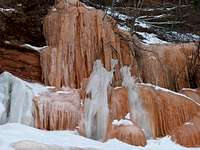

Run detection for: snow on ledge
[[136, 32, 168, 44], [112, 119, 134, 126], [139, 83, 200, 106], [21, 44, 48, 52]]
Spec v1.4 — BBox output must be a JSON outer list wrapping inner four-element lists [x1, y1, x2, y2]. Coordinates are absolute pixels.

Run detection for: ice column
[[84, 60, 117, 140], [120, 66, 152, 138]]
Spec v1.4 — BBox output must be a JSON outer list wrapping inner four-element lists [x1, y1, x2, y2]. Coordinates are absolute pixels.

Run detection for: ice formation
[[120, 66, 152, 138], [0, 72, 47, 126], [41, 0, 137, 88], [34, 87, 81, 130], [84, 60, 115, 141], [138, 83, 200, 146]]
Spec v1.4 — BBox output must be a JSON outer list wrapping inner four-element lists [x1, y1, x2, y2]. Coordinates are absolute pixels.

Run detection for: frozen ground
[[0, 123, 199, 150]]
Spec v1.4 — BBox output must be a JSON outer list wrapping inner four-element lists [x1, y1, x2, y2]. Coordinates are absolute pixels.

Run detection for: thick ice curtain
[[0, 72, 44, 126], [84, 60, 116, 140], [120, 66, 152, 138]]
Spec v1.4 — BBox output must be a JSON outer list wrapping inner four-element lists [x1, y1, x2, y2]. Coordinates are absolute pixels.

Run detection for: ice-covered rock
[[34, 87, 81, 130], [0, 72, 47, 126]]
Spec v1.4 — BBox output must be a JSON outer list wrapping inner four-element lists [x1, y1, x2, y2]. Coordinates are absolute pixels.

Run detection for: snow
[[184, 122, 194, 126], [112, 119, 134, 126], [125, 113, 131, 120], [106, 9, 131, 21], [0, 72, 48, 126], [117, 24, 130, 31], [0, 123, 101, 150], [0, 8, 16, 13], [17, 3, 22, 7], [0, 123, 199, 150], [165, 32, 200, 42], [135, 21, 150, 28], [52, 7, 57, 11], [3, 41, 48, 52], [145, 136, 199, 150], [4, 41, 11, 44], [21, 44, 48, 52], [140, 83, 200, 106], [181, 88, 197, 92], [136, 32, 168, 44], [112, 113, 133, 126]]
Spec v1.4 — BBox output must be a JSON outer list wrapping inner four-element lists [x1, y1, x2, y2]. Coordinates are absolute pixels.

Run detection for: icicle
[[34, 88, 81, 130], [120, 66, 152, 138], [84, 60, 116, 141]]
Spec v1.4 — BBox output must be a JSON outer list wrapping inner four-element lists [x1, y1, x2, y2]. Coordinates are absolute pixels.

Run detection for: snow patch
[[166, 32, 200, 42], [0, 8, 16, 13], [125, 113, 131, 120], [112, 119, 133, 126], [184, 122, 194, 126], [21, 44, 48, 52], [136, 32, 168, 44]]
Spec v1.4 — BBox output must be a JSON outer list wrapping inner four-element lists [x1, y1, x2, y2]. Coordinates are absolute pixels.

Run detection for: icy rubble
[[0, 72, 47, 126]]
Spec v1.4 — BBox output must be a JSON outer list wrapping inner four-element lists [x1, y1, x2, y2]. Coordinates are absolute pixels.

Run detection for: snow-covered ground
[[106, 8, 200, 44], [136, 32, 168, 44], [0, 123, 199, 150]]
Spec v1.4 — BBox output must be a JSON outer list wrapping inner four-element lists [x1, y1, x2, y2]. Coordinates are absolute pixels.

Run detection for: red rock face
[[170, 112, 200, 147], [138, 83, 200, 147], [41, 1, 138, 88], [0, 46, 41, 82], [109, 87, 129, 121], [107, 84, 200, 147], [137, 42, 200, 91], [107, 124, 147, 146], [138, 83, 200, 137], [41, 0, 200, 91], [179, 88, 200, 104], [34, 87, 82, 130]]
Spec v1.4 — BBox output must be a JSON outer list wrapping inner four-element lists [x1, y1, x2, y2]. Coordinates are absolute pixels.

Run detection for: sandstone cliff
[[40, 0, 200, 91], [0, 44, 42, 82], [41, 0, 138, 88]]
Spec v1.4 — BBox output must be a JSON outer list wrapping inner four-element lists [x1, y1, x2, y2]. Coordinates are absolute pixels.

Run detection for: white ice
[[120, 66, 152, 138], [84, 60, 115, 140], [0, 72, 47, 126]]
